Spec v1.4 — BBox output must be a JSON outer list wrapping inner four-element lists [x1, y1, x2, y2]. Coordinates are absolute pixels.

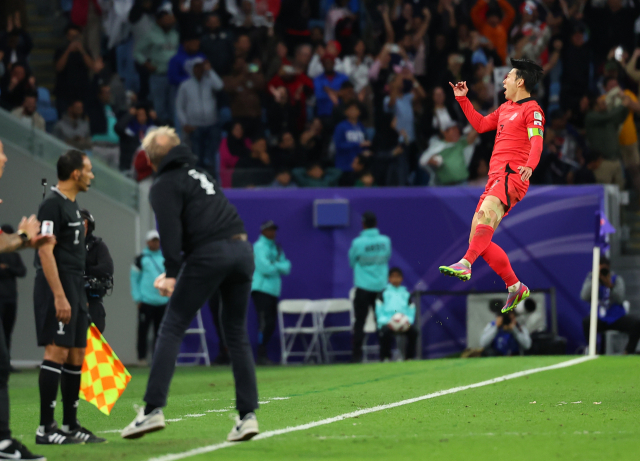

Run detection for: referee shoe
[[61, 423, 106, 444], [35, 422, 83, 445], [227, 413, 259, 442], [0, 438, 46, 460], [121, 406, 165, 439]]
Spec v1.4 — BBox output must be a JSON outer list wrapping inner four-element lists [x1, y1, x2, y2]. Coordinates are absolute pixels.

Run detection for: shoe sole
[[439, 266, 471, 281], [35, 441, 85, 445], [121, 423, 166, 440], [501, 288, 530, 313], [227, 430, 259, 442]]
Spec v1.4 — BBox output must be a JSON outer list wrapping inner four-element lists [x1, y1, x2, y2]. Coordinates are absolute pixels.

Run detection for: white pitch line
[[149, 355, 597, 461]]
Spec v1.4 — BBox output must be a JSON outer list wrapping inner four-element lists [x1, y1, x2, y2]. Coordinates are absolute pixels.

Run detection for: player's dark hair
[[57, 150, 86, 181], [486, 6, 503, 19], [362, 211, 377, 228], [604, 76, 619, 88], [64, 23, 82, 35], [344, 100, 361, 113], [24, 90, 38, 100], [389, 267, 403, 277], [510, 58, 543, 93]]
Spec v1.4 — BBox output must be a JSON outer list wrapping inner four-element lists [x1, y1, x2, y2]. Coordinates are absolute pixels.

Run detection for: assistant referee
[[33, 150, 105, 445], [122, 127, 259, 443], [0, 140, 51, 461]]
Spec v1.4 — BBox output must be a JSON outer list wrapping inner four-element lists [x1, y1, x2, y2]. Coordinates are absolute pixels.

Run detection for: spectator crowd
[[2, 0, 640, 191]]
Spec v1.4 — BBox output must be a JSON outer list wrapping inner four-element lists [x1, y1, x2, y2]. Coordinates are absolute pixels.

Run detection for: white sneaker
[[121, 405, 165, 439], [227, 413, 259, 442]]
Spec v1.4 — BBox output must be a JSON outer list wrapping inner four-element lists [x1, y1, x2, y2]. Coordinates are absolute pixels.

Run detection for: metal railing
[[0, 108, 138, 210]]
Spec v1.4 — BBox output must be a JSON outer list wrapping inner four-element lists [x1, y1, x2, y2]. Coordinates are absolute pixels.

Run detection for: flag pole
[[588, 246, 600, 356]]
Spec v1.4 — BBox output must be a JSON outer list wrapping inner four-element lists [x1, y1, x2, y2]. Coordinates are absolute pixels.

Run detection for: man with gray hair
[[122, 127, 259, 442]]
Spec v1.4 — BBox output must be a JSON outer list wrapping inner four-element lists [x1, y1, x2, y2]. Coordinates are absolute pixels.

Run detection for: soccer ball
[[388, 313, 411, 333]]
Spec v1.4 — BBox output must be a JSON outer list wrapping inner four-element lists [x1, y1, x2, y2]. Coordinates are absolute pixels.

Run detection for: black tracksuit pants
[[0, 299, 16, 355], [144, 239, 258, 413], [137, 303, 167, 361], [0, 315, 10, 440], [582, 314, 640, 354], [352, 288, 380, 362], [379, 325, 419, 360], [251, 291, 279, 358]]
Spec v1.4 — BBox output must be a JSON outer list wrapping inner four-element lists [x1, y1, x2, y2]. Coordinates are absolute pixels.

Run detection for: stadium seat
[[278, 299, 323, 365], [316, 299, 353, 363]]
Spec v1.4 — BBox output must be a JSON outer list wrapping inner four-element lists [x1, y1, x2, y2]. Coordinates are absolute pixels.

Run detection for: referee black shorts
[[34, 270, 88, 349]]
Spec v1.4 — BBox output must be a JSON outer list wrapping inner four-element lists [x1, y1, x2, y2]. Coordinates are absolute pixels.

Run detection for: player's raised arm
[[519, 106, 546, 181], [449, 81, 499, 133]]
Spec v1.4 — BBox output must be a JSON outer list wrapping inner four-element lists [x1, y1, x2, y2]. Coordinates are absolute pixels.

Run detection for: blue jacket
[[313, 72, 349, 117], [167, 46, 207, 87], [130, 248, 169, 306], [375, 284, 415, 329], [333, 120, 366, 172], [251, 235, 291, 297], [349, 228, 391, 292]]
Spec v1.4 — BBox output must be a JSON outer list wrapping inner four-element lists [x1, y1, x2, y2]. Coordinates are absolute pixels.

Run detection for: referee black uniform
[[33, 157, 105, 445], [34, 187, 88, 350], [143, 144, 258, 416]]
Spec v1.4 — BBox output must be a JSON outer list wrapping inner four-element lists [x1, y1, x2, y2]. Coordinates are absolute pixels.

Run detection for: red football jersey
[[456, 96, 545, 176]]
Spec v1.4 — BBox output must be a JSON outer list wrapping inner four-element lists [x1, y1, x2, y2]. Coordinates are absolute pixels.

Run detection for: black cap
[[362, 211, 377, 228], [260, 220, 278, 231]]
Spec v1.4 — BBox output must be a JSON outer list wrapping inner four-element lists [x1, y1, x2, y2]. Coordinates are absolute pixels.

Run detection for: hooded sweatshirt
[[150, 145, 246, 277]]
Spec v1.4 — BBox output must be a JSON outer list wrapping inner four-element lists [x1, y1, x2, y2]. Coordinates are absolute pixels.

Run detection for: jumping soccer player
[[439, 58, 545, 313]]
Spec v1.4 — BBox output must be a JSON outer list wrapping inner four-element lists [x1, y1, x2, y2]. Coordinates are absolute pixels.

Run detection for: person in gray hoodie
[[175, 57, 223, 175]]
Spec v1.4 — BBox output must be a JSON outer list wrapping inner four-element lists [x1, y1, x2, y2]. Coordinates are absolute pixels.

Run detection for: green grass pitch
[[9, 356, 638, 461]]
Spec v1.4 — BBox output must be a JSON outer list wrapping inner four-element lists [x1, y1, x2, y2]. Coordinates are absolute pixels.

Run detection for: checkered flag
[[79, 324, 132, 415]]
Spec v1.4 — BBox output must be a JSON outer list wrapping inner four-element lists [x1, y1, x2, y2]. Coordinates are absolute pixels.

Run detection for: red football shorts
[[476, 168, 529, 218]]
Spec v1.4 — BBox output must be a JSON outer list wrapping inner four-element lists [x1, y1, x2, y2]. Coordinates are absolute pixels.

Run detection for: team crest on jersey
[[533, 111, 542, 121], [534, 121, 542, 126], [509, 113, 518, 121]]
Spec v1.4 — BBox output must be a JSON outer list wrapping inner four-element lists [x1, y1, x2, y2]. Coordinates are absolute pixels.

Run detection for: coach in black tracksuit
[[140, 136, 258, 424], [0, 225, 27, 365]]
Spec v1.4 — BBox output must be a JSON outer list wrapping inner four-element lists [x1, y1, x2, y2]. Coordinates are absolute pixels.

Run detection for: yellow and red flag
[[79, 324, 132, 415]]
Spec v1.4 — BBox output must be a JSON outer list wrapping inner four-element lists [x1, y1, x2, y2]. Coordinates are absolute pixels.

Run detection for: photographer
[[581, 256, 640, 354], [81, 209, 113, 334], [479, 311, 532, 356]]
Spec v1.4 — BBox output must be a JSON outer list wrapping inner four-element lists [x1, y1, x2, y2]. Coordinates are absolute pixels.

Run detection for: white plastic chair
[[177, 309, 211, 366], [278, 300, 323, 365], [317, 299, 353, 363]]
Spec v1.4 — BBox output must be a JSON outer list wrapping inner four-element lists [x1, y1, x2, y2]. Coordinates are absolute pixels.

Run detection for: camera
[[600, 267, 610, 277], [84, 275, 114, 298], [500, 312, 513, 327]]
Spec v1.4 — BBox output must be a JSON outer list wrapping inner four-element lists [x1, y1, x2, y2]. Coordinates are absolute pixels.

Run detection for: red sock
[[463, 224, 495, 265], [481, 242, 519, 287]]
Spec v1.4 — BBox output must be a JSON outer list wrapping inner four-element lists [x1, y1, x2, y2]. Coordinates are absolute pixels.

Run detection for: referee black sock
[[39, 361, 62, 427], [61, 364, 82, 429]]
